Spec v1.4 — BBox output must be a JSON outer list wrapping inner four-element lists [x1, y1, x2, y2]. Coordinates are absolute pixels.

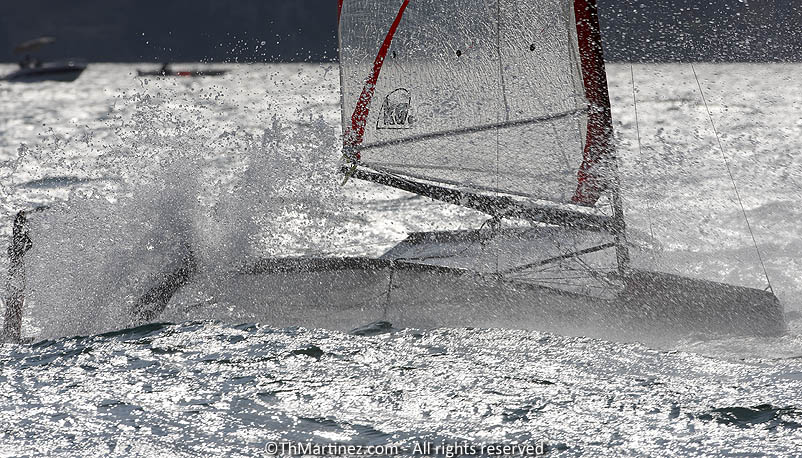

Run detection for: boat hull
[[136, 70, 228, 77], [2, 220, 786, 342], [160, 257, 785, 342], [3, 62, 86, 83]]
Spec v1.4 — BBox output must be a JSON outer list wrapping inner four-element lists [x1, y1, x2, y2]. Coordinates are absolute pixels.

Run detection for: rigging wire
[[622, 3, 656, 248], [493, 0, 509, 273], [690, 64, 774, 293], [629, 65, 656, 243]]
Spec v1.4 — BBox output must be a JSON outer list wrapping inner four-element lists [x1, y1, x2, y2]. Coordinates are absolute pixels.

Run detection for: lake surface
[[0, 63, 801, 456]]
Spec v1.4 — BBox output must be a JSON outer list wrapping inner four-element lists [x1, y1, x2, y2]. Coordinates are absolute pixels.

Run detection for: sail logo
[[377, 88, 414, 129]]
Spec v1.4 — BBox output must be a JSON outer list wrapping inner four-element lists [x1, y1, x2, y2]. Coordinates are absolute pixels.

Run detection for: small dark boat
[[3, 37, 86, 83], [136, 63, 227, 78], [3, 60, 87, 83]]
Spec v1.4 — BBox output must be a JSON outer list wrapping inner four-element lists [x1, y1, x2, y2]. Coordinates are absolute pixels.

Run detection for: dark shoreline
[[1, 0, 800, 64]]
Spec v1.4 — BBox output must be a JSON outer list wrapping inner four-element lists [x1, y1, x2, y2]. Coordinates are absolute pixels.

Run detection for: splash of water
[[19, 89, 346, 338]]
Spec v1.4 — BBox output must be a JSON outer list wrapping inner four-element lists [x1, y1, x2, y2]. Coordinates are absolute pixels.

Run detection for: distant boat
[[2, 36, 86, 83], [136, 63, 227, 77], [3, 60, 87, 83]]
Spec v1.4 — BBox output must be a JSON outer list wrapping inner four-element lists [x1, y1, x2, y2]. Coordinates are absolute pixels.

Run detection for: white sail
[[339, 0, 591, 205]]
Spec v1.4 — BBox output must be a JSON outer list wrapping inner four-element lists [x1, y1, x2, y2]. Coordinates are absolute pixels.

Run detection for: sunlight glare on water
[[0, 63, 801, 456]]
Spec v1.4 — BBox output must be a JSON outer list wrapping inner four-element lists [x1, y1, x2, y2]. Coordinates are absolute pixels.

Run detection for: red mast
[[572, 0, 615, 206], [343, 0, 411, 160], [573, 0, 629, 272]]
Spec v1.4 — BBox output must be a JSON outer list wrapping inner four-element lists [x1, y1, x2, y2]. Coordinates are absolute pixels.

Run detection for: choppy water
[[1, 63, 801, 456], [3, 322, 802, 456]]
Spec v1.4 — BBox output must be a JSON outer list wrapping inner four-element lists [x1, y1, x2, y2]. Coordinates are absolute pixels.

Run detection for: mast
[[573, 0, 630, 274]]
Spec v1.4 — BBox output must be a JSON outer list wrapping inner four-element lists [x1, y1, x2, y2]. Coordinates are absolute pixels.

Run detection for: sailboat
[[2, 0, 786, 343], [135, 63, 228, 77]]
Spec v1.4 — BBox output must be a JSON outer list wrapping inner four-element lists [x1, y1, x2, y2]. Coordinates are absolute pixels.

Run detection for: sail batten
[[360, 107, 587, 152], [339, 0, 614, 209]]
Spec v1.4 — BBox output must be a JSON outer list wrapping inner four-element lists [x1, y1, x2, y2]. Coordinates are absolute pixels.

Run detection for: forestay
[[339, 0, 609, 207]]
